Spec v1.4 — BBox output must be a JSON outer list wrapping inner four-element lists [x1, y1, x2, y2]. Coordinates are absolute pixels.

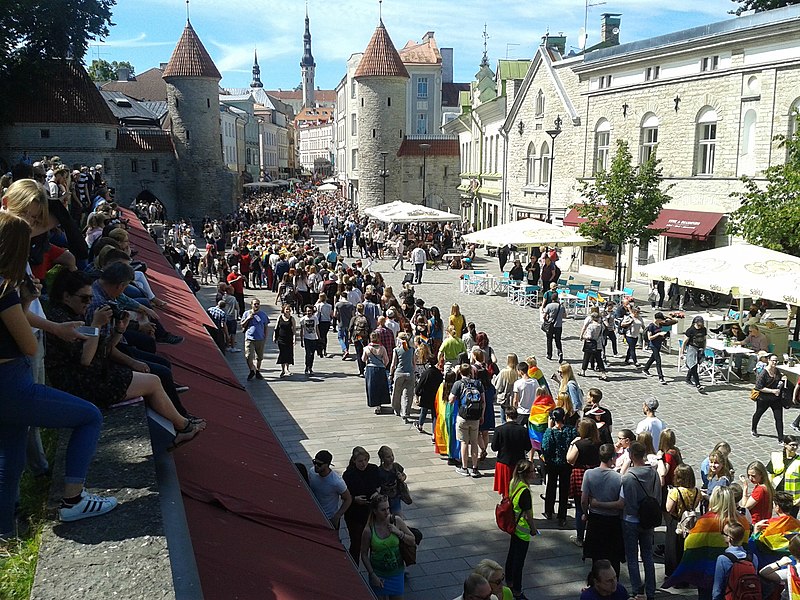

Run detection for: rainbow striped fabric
[[434, 384, 460, 460], [749, 514, 800, 566], [528, 393, 555, 451], [664, 512, 751, 590], [527, 366, 552, 397], [790, 564, 800, 600]]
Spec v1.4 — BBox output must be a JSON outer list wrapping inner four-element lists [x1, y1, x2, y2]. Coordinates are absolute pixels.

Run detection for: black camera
[[105, 301, 126, 322]]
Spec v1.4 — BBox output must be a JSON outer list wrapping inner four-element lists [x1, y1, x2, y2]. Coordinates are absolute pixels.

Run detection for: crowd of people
[[205, 187, 800, 600], [0, 157, 206, 542], [6, 160, 800, 600]]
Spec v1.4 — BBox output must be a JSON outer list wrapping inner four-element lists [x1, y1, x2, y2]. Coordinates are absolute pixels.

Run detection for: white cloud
[[94, 32, 173, 48]]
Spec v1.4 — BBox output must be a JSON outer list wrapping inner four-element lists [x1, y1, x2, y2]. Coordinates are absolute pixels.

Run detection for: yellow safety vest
[[771, 452, 800, 502], [510, 481, 532, 541]]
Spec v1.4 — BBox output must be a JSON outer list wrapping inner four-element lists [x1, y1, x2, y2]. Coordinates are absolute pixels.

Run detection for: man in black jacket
[[491, 407, 532, 497]]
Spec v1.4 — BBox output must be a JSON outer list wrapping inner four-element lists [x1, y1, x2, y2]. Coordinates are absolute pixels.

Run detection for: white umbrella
[[462, 218, 595, 248], [364, 201, 459, 223], [317, 183, 338, 192], [635, 243, 800, 305]]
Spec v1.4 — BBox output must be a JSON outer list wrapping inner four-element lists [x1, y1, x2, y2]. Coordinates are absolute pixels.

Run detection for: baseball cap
[[314, 450, 333, 466], [643, 397, 659, 412]]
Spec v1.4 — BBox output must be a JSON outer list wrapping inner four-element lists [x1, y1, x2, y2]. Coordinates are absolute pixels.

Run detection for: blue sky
[[92, 0, 740, 90]]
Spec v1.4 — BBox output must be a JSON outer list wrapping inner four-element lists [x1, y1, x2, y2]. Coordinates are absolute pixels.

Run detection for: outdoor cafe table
[[778, 363, 800, 385], [706, 338, 755, 381]]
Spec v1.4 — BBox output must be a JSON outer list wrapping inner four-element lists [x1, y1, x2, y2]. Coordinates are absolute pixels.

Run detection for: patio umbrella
[[462, 218, 595, 248], [363, 201, 459, 223], [636, 243, 800, 305], [317, 183, 338, 192]]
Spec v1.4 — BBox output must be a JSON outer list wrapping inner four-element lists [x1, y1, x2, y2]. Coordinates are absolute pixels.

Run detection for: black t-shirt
[[685, 326, 707, 348], [646, 322, 665, 349], [518, 487, 532, 512]]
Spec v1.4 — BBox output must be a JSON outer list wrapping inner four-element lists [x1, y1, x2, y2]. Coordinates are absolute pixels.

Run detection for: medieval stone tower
[[163, 20, 235, 219], [354, 20, 409, 209], [300, 8, 316, 108]]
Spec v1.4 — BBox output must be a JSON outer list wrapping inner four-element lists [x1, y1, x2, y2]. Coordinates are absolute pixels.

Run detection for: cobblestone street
[[202, 249, 785, 600]]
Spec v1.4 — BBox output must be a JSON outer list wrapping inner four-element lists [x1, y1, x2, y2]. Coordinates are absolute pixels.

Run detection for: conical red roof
[[163, 21, 221, 80], [354, 21, 409, 79]]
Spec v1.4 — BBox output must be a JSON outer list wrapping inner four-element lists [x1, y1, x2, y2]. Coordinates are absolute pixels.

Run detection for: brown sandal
[[168, 419, 205, 452]]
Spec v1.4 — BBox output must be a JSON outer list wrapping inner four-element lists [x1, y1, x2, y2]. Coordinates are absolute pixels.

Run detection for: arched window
[[536, 89, 545, 117], [539, 141, 551, 185], [494, 134, 500, 172], [593, 119, 611, 175], [696, 107, 718, 175], [789, 98, 800, 139], [526, 142, 536, 185], [741, 109, 757, 157], [639, 113, 659, 164]]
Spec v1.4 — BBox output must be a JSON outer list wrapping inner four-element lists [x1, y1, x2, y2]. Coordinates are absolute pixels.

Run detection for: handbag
[[391, 516, 422, 565], [582, 338, 598, 353], [750, 388, 761, 401], [398, 479, 413, 505], [540, 321, 552, 334]]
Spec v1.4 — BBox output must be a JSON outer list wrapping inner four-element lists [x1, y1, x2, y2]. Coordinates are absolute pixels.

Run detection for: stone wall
[[356, 76, 407, 208], [398, 153, 461, 213], [0, 124, 116, 171], [112, 152, 178, 215]]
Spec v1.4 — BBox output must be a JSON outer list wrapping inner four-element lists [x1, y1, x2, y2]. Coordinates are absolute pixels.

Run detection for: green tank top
[[370, 526, 403, 577]]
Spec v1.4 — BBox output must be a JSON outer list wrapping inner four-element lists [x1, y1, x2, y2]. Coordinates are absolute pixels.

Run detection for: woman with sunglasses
[[751, 354, 786, 442], [45, 268, 205, 448]]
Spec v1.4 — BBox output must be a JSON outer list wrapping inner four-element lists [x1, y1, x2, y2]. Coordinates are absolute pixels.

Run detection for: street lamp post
[[419, 143, 431, 206], [379, 151, 388, 204], [545, 115, 563, 223]]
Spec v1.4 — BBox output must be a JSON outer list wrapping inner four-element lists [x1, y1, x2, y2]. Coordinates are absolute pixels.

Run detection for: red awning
[[562, 207, 586, 227], [649, 209, 724, 240], [563, 206, 723, 240], [124, 212, 374, 600]]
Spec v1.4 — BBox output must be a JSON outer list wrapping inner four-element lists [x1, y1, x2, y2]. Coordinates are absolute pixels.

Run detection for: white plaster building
[[500, 6, 800, 279]]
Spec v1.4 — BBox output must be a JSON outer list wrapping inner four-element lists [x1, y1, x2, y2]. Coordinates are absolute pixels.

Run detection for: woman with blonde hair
[[556, 391, 579, 428], [664, 486, 750, 599], [2, 179, 49, 236], [449, 303, 466, 337], [558, 363, 584, 412], [567, 418, 601, 547], [473, 558, 513, 600], [494, 353, 519, 422], [739, 460, 774, 523], [360, 494, 415, 599]]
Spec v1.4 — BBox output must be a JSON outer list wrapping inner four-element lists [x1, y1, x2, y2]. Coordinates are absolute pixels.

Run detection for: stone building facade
[[354, 21, 410, 209], [397, 136, 461, 213]]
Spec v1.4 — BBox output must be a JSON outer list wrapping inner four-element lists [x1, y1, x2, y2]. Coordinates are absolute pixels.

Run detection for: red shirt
[[31, 244, 66, 280], [749, 484, 771, 523], [227, 272, 244, 294]]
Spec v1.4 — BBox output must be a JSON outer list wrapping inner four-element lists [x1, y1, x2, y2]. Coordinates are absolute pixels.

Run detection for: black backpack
[[632, 473, 661, 529], [458, 380, 483, 420]]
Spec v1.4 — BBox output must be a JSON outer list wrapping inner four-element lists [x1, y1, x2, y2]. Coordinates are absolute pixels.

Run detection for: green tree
[[88, 59, 134, 82], [727, 114, 800, 256], [577, 140, 673, 289], [730, 0, 799, 16]]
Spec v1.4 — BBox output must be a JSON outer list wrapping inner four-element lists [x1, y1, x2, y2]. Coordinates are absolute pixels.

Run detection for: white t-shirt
[[308, 469, 347, 519], [411, 247, 427, 264], [635, 416, 666, 445], [300, 314, 319, 340], [513, 377, 539, 415]]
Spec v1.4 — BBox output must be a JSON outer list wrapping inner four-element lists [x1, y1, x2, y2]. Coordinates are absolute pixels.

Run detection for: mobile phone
[[76, 326, 100, 337], [23, 274, 37, 294]]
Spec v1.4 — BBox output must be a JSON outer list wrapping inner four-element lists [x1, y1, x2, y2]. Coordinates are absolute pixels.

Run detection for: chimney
[[544, 34, 567, 56], [159, 62, 168, 70], [601, 13, 622, 46], [441, 48, 453, 83], [116, 66, 130, 81]]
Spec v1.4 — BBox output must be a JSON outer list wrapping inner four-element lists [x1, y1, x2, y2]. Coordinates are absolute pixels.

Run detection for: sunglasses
[[73, 293, 93, 303], [312, 460, 327, 467]]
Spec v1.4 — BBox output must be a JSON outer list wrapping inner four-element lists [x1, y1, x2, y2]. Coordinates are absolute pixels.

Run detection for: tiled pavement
[[198, 247, 785, 600]]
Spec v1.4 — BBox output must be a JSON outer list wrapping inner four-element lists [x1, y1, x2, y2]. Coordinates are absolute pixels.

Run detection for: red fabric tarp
[[124, 212, 374, 599], [563, 206, 723, 240]]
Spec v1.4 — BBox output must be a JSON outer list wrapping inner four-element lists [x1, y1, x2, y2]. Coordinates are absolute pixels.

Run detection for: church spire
[[300, 3, 316, 108], [251, 48, 263, 88], [480, 23, 490, 68]]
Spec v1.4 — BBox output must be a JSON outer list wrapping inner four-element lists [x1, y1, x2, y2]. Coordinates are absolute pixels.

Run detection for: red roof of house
[[116, 128, 174, 153], [399, 35, 441, 65], [124, 212, 374, 600], [101, 68, 168, 102], [398, 137, 459, 157], [9, 60, 117, 125], [163, 21, 221, 80], [354, 21, 410, 79]]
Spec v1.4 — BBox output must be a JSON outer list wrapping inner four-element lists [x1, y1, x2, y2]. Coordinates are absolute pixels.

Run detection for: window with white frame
[[598, 75, 612, 89], [645, 66, 660, 81], [526, 142, 536, 185], [352, 149, 358, 170], [494, 135, 500, 172], [639, 114, 659, 164], [593, 119, 611, 175], [351, 114, 357, 135], [535, 89, 545, 116], [701, 56, 719, 72], [539, 141, 550, 186], [417, 77, 428, 98], [789, 99, 800, 139], [696, 107, 718, 175], [416, 113, 428, 135]]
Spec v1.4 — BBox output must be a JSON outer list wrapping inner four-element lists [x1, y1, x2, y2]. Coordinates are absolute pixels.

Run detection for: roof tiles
[[397, 136, 459, 157], [116, 128, 175, 153], [101, 68, 168, 102], [162, 21, 222, 80], [354, 21, 409, 79]]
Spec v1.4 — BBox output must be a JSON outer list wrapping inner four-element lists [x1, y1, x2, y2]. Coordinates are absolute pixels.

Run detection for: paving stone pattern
[[202, 247, 785, 600]]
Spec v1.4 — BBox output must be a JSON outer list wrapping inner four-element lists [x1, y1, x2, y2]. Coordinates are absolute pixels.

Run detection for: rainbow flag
[[749, 514, 800, 566], [528, 366, 552, 397], [664, 513, 751, 590], [790, 563, 800, 600], [433, 384, 459, 460], [528, 393, 555, 451]]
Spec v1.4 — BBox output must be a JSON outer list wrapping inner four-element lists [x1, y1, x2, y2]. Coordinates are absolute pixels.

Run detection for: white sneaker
[[59, 490, 118, 522], [229, 347, 242, 353]]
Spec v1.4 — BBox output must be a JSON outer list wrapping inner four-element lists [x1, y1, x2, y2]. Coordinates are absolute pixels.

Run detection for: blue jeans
[[622, 520, 655, 600], [418, 406, 430, 428], [0, 358, 103, 536], [625, 336, 638, 364], [337, 326, 349, 353]]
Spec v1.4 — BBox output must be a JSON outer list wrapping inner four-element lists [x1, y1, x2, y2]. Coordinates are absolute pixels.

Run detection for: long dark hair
[[430, 306, 442, 332], [50, 269, 93, 305]]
